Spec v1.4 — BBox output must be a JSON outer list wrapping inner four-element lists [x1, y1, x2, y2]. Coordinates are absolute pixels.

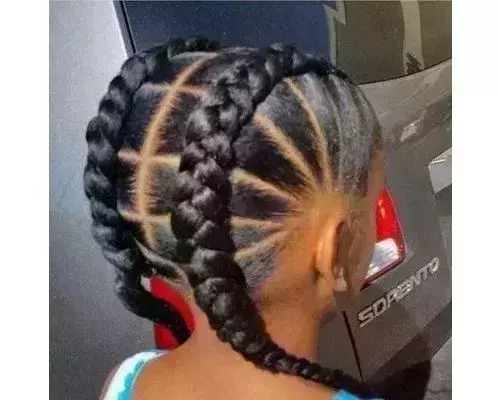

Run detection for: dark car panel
[[344, 93, 452, 378]]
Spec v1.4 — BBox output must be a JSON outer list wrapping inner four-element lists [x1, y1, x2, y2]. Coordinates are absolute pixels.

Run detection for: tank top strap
[[332, 389, 383, 400], [102, 350, 166, 400]]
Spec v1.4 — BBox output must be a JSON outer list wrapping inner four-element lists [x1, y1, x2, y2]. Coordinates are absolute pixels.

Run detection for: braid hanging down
[[170, 44, 375, 396], [84, 37, 220, 344], [84, 37, 379, 398]]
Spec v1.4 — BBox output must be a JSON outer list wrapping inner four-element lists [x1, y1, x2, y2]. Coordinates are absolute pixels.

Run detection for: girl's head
[[85, 38, 382, 394]]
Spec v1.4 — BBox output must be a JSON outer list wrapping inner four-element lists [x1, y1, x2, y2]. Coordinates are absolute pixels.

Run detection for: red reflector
[[150, 277, 194, 350], [365, 188, 405, 284]]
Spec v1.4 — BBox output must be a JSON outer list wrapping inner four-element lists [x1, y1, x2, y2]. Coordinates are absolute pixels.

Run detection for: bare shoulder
[[131, 354, 178, 400]]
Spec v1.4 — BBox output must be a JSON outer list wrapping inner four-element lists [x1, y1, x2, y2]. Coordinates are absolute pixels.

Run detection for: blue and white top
[[102, 351, 380, 400], [102, 351, 165, 400]]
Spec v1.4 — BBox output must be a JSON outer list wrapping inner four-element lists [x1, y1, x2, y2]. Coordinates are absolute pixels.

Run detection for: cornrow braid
[[84, 37, 220, 344], [170, 44, 376, 397]]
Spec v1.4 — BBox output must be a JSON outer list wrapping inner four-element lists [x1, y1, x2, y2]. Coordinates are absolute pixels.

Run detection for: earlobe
[[315, 217, 348, 293]]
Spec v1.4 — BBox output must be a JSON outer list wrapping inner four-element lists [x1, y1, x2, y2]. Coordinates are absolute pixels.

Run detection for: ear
[[314, 217, 348, 293]]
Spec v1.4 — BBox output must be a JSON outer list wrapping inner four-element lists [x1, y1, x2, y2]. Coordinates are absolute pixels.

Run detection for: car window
[[328, 1, 451, 83], [121, 0, 451, 84]]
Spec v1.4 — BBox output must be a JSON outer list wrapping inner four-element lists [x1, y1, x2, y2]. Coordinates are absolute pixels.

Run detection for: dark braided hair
[[84, 38, 380, 397], [84, 37, 220, 343]]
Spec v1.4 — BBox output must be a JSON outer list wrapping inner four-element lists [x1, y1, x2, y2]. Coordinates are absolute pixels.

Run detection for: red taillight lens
[[365, 188, 405, 284]]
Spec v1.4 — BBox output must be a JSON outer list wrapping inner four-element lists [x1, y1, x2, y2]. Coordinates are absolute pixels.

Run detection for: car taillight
[[365, 188, 405, 284]]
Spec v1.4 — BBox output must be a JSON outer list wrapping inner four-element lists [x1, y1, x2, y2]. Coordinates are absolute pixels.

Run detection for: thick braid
[[84, 37, 220, 344], [171, 45, 376, 397]]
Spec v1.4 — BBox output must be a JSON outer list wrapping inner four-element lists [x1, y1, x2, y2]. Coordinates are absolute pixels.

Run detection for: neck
[[185, 300, 321, 362], [260, 301, 322, 361], [166, 301, 334, 400]]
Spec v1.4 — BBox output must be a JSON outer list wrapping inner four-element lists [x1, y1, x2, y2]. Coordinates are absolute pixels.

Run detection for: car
[[50, 2, 451, 399]]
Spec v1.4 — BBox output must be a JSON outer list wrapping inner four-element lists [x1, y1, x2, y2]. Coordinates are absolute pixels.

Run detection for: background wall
[[49, 2, 153, 399]]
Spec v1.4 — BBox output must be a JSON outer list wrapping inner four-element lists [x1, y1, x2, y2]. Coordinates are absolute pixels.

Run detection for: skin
[[104, 151, 385, 400]]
